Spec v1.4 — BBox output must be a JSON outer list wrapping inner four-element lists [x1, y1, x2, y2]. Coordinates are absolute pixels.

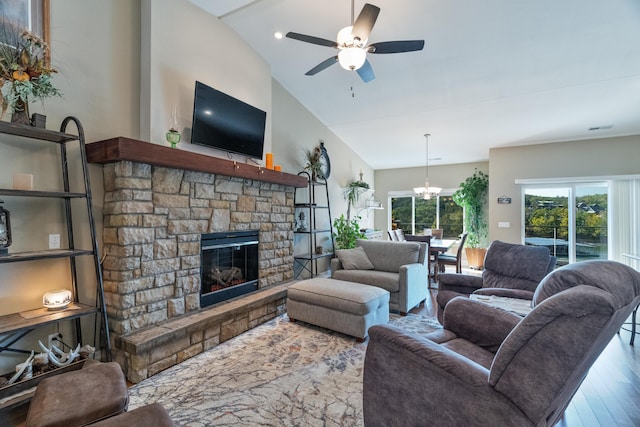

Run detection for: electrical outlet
[[49, 234, 61, 249]]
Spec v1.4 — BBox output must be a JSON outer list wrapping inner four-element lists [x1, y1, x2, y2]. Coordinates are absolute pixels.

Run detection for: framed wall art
[[0, 0, 50, 48]]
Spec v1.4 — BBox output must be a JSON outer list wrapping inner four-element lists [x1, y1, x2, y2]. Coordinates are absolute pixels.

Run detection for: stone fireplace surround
[[87, 137, 307, 382]]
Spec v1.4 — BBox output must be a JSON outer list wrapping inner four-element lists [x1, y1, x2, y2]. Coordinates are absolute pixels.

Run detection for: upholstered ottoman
[[287, 277, 390, 341]]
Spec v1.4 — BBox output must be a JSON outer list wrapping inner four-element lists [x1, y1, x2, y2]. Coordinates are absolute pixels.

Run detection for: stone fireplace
[[87, 137, 307, 382]]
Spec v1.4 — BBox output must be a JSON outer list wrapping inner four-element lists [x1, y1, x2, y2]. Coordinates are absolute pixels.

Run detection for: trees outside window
[[524, 184, 608, 265], [390, 194, 462, 238]]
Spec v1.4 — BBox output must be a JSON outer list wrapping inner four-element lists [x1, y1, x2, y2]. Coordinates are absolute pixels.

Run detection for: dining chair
[[437, 233, 468, 273]]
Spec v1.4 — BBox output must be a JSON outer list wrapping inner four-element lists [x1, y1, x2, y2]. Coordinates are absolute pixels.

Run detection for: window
[[389, 192, 463, 238], [523, 183, 608, 265]]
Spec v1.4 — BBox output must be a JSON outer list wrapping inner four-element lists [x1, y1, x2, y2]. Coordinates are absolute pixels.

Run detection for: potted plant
[[452, 169, 489, 269], [0, 28, 62, 125], [333, 214, 366, 249], [344, 179, 370, 221]]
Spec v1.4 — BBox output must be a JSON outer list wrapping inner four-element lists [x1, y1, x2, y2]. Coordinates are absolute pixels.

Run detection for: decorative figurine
[[297, 212, 307, 232]]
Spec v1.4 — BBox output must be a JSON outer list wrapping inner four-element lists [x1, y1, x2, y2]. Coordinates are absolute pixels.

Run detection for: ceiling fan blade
[[352, 3, 380, 42], [356, 59, 375, 83], [368, 40, 425, 54], [305, 56, 339, 76], [286, 32, 338, 49]]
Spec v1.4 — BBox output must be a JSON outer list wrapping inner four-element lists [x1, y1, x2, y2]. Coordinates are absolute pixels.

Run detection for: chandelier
[[413, 133, 442, 200]]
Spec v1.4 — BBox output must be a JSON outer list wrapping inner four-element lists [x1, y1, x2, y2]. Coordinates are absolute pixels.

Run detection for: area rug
[[128, 313, 442, 426]]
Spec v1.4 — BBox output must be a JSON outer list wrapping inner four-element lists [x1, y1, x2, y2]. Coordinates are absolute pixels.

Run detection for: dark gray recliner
[[437, 240, 557, 322], [363, 260, 640, 427]]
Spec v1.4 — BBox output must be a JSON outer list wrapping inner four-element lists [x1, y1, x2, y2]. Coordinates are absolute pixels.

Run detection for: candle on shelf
[[266, 153, 274, 169], [274, 165, 282, 172]]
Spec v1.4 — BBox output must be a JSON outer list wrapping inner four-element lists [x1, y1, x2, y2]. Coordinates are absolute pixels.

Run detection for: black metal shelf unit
[[0, 118, 111, 363], [293, 172, 335, 278]]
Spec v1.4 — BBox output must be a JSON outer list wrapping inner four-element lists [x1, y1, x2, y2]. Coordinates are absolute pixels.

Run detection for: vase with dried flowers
[[302, 144, 322, 181], [0, 27, 62, 125]]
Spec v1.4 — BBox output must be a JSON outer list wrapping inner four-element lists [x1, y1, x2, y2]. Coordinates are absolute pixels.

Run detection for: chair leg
[[631, 303, 639, 346]]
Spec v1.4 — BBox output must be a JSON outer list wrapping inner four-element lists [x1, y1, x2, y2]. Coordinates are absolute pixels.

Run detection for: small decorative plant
[[333, 214, 366, 249], [452, 169, 489, 248], [0, 27, 61, 123]]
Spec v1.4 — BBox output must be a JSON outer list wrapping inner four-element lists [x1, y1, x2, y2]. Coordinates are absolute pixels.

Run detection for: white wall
[[272, 80, 375, 226], [489, 135, 640, 243], [141, 0, 272, 158], [373, 162, 489, 234]]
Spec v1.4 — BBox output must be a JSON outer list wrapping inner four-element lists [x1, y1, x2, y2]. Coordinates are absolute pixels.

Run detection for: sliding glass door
[[523, 183, 607, 265]]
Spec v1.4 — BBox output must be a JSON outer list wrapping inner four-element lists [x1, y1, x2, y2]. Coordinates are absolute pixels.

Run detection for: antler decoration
[[7, 351, 34, 385], [38, 340, 81, 367]]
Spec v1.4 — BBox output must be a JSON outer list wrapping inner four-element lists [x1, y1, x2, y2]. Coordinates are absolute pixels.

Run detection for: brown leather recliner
[[363, 260, 640, 427]]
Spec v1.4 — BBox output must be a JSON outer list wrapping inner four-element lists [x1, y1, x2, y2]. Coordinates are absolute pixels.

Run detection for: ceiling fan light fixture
[[337, 26, 354, 45], [338, 47, 366, 71]]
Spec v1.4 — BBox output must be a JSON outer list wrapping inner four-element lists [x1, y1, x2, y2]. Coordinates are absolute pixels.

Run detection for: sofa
[[437, 240, 557, 322], [363, 260, 640, 426], [330, 239, 428, 315]]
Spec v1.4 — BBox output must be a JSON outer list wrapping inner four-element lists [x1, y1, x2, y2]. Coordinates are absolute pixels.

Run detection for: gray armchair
[[436, 240, 556, 322], [331, 239, 428, 315], [363, 260, 640, 427]]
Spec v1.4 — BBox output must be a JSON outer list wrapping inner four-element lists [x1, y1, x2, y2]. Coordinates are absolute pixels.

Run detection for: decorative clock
[[318, 141, 331, 179]]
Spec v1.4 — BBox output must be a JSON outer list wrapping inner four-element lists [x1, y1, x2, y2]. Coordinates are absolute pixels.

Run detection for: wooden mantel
[[86, 137, 307, 187]]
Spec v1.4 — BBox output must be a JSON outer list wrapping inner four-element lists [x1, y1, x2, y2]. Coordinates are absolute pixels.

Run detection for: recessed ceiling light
[[274, 32, 283, 39]]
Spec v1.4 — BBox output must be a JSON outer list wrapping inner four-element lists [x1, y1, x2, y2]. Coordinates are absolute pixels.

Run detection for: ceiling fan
[[286, 1, 425, 83]]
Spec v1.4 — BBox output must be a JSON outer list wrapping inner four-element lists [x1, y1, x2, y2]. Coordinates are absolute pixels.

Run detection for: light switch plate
[[49, 234, 61, 249]]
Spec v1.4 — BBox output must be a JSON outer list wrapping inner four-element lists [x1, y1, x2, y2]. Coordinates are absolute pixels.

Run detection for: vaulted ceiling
[[193, 0, 640, 169]]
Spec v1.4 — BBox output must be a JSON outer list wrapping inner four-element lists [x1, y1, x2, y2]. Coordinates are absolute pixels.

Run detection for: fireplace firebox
[[200, 230, 259, 307]]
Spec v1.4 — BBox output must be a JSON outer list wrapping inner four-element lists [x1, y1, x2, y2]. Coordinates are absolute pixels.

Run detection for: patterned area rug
[[128, 313, 442, 426]]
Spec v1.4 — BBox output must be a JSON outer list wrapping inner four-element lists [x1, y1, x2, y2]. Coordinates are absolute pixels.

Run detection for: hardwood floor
[[411, 288, 640, 427]]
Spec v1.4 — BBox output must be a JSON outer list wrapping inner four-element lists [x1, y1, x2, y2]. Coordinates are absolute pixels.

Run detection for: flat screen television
[[191, 81, 267, 159]]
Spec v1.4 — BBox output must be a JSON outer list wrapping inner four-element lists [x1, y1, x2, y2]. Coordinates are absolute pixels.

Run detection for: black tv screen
[[191, 81, 266, 159]]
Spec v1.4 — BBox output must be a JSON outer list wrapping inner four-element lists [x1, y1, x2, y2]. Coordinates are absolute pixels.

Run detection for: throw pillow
[[336, 247, 375, 270]]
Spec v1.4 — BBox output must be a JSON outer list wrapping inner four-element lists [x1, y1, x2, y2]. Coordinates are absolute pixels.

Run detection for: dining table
[[430, 238, 456, 254]]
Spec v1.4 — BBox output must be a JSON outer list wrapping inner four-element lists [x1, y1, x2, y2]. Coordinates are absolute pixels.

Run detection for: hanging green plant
[[452, 169, 489, 248], [343, 180, 370, 220]]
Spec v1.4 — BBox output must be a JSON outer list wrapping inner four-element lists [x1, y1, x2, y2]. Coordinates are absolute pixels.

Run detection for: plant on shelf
[[0, 26, 62, 125], [452, 169, 489, 268], [333, 214, 366, 249], [302, 144, 322, 180], [344, 179, 370, 221]]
